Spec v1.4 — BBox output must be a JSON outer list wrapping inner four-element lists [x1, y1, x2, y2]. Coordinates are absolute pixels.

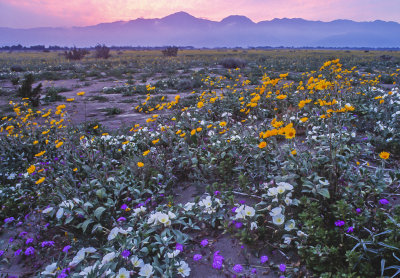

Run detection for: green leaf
[[318, 188, 330, 199], [81, 219, 94, 233], [94, 207, 106, 221]]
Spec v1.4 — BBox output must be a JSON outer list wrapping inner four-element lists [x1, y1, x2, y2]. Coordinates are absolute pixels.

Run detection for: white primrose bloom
[[267, 187, 278, 196], [133, 206, 147, 215], [56, 208, 64, 219], [131, 255, 144, 268], [176, 261, 191, 277], [285, 220, 296, 231], [108, 227, 133, 241], [235, 205, 255, 219], [69, 249, 86, 266], [272, 214, 285, 225], [168, 211, 177, 219], [42, 207, 54, 214], [283, 237, 292, 244], [157, 213, 171, 226], [199, 196, 212, 208], [79, 265, 96, 276], [276, 185, 286, 194], [269, 207, 282, 217], [41, 263, 58, 276], [139, 264, 154, 278], [167, 249, 181, 258], [101, 252, 116, 265], [183, 202, 195, 211], [115, 267, 130, 278], [276, 182, 294, 191], [244, 205, 255, 217], [250, 222, 258, 230], [284, 197, 292, 206]]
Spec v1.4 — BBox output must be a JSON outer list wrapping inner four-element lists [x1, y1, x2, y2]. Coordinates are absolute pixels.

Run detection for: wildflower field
[[0, 49, 400, 277]]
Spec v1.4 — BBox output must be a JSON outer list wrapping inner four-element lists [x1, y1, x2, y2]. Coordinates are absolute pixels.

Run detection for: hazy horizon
[[1, 0, 399, 28]]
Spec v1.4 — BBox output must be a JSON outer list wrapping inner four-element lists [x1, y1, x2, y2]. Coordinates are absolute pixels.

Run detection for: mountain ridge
[[1, 11, 399, 47]]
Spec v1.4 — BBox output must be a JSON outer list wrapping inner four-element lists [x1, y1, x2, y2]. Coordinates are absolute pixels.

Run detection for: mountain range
[[1, 11, 400, 47]]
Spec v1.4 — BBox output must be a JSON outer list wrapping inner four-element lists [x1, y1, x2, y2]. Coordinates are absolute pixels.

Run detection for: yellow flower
[[197, 101, 204, 109], [291, 149, 297, 155], [196, 127, 202, 132], [191, 129, 196, 136], [207, 124, 213, 129], [258, 141, 267, 149], [285, 128, 296, 139], [300, 117, 308, 123], [180, 133, 186, 137], [379, 151, 390, 160], [219, 121, 227, 127], [93, 125, 98, 129], [143, 150, 150, 156], [276, 95, 287, 100], [122, 141, 129, 145], [77, 92, 85, 96], [176, 130, 182, 135], [73, 168, 78, 172], [137, 162, 144, 167], [35, 151, 46, 157], [67, 98, 75, 102], [42, 130, 50, 135], [55, 141, 63, 148], [33, 140, 38, 145], [152, 139, 159, 145], [27, 165, 36, 174], [35, 177, 45, 184]]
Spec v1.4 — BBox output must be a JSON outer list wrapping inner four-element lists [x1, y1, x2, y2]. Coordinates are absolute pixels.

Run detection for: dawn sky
[[0, 0, 399, 28]]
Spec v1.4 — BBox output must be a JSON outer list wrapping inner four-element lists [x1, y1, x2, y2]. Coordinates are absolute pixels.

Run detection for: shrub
[[162, 46, 179, 57], [220, 58, 247, 68], [95, 44, 111, 59], [17, 74, 42, 106], [64, 47, 89, 60]]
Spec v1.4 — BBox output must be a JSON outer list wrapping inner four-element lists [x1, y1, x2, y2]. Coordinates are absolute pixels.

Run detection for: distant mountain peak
[[221, 15, 254, 25], [161, 11, 195, 20]]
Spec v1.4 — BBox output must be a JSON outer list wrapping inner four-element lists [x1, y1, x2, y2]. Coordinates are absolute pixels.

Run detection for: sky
[[0, 0, 399, 28]]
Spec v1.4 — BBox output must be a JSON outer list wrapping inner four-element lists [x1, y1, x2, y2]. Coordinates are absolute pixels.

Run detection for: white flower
[[276, 185, 286, 194], [133, 206, 147, 215], [157, 213, 171, 227], [131, 255, 144, 268], [79, 265, 96, 276], [41, 262, 57, 276], [267, 187, 278, 196], [285, 220, 296, 231], [167, 249, 181, 258], [244, 206, 255, 217], [84, 247, 97, 253], [56, 208, 64, 219], [269, 207, 282, 217], [283, 237, 292, 244], [168, 211, 177, 219], [176, 261, 191, 277], [284, 197, 292, 206], [42, 207, 53, 214], [250, 222, 258, 230], [115, 267, 130, 278], [183, 202, 195, 211], [276, 182, 293, 191], [199, 196, 212, 208], [272, 214, 285, 225], [69, 249, 86, 266], [101, 252, 116, 265], [139, 264, 154, 278], [108, 227, 121, 241]]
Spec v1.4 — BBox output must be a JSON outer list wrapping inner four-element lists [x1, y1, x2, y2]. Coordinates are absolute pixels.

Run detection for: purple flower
[[193, 254, 202, 261], [62, 245, 71, 253], [41, 241, 55, 247], [214, 191, 220, 196], [26, 238, 34, 245], [233, 264, 243, 273], [121, 250, 130, 258], [346, 226, 354, 233], [235, 222, 243, 229], [4, 217, 14, 223], [14, 249, 22, 256], [176, 243, 183, 252], [231, 207, 237, 213], [25, 247, 35, 256], [57, 274, 68, 278], [117, 217, 126, 222], [9, 237, 14, 243], [251, 268, 257, 274], [279, 264, 286, 272], [260, 255, 269, 263], [212, 251, 224, 269], [335, 220, 345, 227], [0, 250, 4, 257], [239, 200, 245, 204], [356, 208, 362, 214], [379, 199, 389, 205], [200, 239, 209, 247], [19, 231, 27, 237], [120, 204, 128, 210]]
